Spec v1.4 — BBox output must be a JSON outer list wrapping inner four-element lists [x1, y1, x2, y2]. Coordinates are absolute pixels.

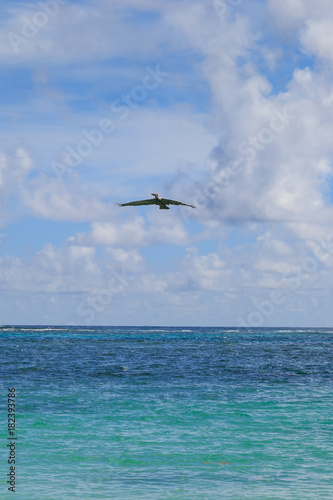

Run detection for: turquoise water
[[0, 326, 332, 499]]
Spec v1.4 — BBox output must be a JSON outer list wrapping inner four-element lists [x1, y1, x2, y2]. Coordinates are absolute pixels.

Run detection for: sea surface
[[0, 326, 332, 499]]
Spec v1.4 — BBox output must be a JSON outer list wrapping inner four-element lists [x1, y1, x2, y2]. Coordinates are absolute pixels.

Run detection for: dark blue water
[[0, 326, 332, 499]]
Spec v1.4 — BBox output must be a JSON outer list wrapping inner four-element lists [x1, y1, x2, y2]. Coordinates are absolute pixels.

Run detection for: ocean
[[0, 326, 332, 499]]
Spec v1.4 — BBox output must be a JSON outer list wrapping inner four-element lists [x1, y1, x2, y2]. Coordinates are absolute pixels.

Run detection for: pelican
[[116, 193, 196, 210]]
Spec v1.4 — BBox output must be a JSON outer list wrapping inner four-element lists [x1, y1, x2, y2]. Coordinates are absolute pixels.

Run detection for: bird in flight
[[116, 193, 196, 210]]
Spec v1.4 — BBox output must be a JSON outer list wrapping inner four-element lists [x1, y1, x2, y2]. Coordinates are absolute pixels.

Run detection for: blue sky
[[1, 0, 333, 326]]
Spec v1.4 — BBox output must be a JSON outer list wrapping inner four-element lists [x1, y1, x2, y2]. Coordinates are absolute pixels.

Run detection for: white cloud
[[0, 238, 146, 295], [0, 0, 180, 63], [173, 23, 333, 233], [301, 19, 333, 63], [20, 176, 115, 222], [70, 211, 190, 248]]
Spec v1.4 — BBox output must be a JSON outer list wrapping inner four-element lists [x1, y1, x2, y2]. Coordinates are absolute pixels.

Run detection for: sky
[[1, 0, 333, 326]]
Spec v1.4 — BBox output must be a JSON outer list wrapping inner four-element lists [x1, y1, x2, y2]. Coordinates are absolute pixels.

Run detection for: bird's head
[[151, 192, 159, 198]]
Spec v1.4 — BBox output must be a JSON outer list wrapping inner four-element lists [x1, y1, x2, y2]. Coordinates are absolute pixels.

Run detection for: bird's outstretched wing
[[115, 198, 158, 207], [161, 198, 196, 208]]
